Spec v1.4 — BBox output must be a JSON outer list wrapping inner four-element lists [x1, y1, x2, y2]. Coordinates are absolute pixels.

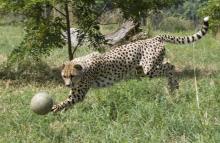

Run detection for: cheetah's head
[[61, 61, 83, 87]]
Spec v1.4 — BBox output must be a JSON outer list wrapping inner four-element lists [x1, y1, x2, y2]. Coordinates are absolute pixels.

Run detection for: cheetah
[[52, 17, 209, 112]]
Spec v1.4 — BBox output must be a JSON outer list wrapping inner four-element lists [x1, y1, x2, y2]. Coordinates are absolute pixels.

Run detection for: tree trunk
[[65, 19, 146, 51], [64, 2, 73, 61], [104, 20, 140, 46]]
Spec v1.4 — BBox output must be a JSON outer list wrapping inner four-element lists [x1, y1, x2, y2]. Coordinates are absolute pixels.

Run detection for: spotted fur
[[52, 17, 209, 112]]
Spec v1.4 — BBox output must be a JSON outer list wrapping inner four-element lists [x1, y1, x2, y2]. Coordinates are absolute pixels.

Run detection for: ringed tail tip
[[204, 16, 209, 22]]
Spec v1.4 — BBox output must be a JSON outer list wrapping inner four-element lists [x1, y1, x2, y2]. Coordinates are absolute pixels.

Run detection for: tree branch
[[52, 6, 66, 17], [72, 0, 110, 56]]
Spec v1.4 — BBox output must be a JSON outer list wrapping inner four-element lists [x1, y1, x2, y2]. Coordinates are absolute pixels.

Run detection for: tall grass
[[0, 25, 220, 143], [0, 25, 24, 55]]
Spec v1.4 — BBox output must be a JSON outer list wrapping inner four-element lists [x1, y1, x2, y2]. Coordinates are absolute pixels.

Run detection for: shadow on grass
[[176, 66, 218, 79], [0, 61, 218, 88], [0, 60, 63, 87]]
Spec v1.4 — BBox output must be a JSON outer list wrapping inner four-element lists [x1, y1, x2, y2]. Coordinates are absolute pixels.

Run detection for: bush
[[159, 17, 194, 32], [0, 57, 62, 83], [99, 9, 124, 25]]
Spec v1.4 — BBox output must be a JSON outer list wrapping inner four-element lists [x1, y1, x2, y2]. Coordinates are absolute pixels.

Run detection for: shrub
[[159, 16, 194, 32]]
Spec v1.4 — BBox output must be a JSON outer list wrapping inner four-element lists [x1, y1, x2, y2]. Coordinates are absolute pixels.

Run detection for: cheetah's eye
[[63, 75, 67, 78]]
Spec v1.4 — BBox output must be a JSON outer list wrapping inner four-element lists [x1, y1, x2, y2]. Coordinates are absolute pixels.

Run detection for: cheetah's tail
[[159, 16, 209, 44]]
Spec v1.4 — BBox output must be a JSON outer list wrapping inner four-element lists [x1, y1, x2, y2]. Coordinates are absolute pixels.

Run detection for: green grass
[[0, 25, 220, 143], [0, 25, 24, 55]]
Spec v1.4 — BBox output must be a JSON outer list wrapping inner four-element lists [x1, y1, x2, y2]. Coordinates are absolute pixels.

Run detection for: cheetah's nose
[[65, 83, 74, 87], [65, 83, 71, 87]]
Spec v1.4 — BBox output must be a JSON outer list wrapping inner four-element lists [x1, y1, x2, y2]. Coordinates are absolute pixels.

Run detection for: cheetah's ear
[[58, 63, 65, 70], [74, 64, 83, 71]]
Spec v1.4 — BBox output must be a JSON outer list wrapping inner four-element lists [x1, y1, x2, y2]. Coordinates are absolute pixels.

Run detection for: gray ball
[[30, 91, 53, 115]]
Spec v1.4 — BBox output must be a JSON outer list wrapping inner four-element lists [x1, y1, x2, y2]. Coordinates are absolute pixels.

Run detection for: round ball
[[30, 91, 53, 115]]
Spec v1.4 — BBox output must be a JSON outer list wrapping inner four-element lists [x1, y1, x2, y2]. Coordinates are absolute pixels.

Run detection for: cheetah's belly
[[92, 77, 115, 87], [91, 68, 135, 88]]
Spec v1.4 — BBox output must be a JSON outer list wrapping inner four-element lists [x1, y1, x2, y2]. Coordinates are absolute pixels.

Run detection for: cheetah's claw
[[51, 105, 59, 113]]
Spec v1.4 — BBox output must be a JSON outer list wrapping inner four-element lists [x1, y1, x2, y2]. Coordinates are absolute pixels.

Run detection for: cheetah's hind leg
[[145, 62, 179, 93], [164, 63, 179, 92]]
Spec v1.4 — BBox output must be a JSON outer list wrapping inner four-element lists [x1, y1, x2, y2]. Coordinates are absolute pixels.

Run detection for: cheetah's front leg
[[51, 93, 83, 113], [51, 85, 90, 112]]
